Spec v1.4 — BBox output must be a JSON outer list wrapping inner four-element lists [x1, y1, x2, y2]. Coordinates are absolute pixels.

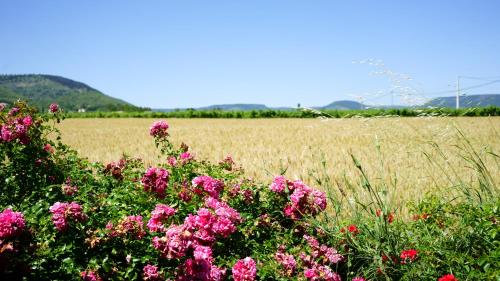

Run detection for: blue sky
[[1, 0, 500, 108]]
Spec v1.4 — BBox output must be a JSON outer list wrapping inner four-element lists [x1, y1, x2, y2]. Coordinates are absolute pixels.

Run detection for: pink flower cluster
[[304, 235, 344, 264], [49, 202, 87, 231], [62, 184, 78, 196], [104, 158, 127, 180], [167, 156, 177, 167], [153, 199, 242, 258], [8, 107, 19, 116], [205, 197, 243, 225], [152, 220, 230, 280], [352, 277, 366, 281], [180, 152, 194, 163], [81, 270, 102, 281], [192, 176, 224, 198], [0, 208, 25, 239], [178, 180, 193, 202], [275, 246, 297, 276], [62, 178, 78, 196], [1, 114, 34, 144], [269, 175, 289, 193], [270, 176, 327, 219], [304, 265, 341, 281], [106, 215, 146, 239], [147, 204, 176, 232], [232, 257, 256, 281], [228, 184, 254, 204], [143, 264, 164, 281], [219, 154, 236, 171], [176, 251, 226, 281], [150, 120, 169, 138], [49, 103, 59, 113], [152, 198, 242, 280], [294, 235, 345, 280], [44, 143, 55, 154], [152, 224, 192, 259], [184, 209, 222, 243], [176, 248, 226, 281], [141, 167, 169, 198], [167, 152, 194, 167]]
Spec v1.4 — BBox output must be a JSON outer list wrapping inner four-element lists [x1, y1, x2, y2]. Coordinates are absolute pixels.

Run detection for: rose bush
[[0, 101, 498, 280]]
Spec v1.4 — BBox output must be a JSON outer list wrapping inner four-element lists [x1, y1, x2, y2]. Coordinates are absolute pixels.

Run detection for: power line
[[420, 79, 500, 96], [459, 75, 500, 81], [463, 92, 500, 95], [355, 75, 500, 105]]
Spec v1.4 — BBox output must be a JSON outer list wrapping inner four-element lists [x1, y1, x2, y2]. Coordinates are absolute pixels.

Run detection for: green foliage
[[0, 101, 498, 280], [63, 106, 500, 119], [0, 75, 149, 112]]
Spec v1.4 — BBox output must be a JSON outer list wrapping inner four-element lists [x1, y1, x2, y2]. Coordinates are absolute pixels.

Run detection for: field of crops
[[58, 117, 500, 208]]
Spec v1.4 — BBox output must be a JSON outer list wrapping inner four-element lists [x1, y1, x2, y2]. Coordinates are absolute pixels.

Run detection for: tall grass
[[304, 126, 499, 279], [307, 125, 498, 220]]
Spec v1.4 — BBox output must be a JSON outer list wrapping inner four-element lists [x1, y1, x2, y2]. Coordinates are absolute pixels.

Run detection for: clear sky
[[1, 0, 500, 108]]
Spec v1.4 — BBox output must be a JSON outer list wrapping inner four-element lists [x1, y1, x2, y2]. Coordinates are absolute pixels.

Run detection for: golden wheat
[[57, 117, 500, 207]]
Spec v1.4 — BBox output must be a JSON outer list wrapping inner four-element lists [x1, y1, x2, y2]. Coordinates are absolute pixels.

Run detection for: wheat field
[[57, 117, 500, 206]]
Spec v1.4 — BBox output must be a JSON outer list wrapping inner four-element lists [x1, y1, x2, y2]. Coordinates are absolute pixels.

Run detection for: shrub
[[0, 101, 498, 280]]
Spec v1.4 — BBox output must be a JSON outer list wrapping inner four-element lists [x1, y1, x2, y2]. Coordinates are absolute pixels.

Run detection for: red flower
[[400, 249, 418, 264], [341, 224, 360, 235], [376, 209, 395, 224], [413, 213, 431, 221], [381, 254, 399, 264], [347, 224, 359, 234], [438, 274, 457, 281], [387, 212, 394, 223]]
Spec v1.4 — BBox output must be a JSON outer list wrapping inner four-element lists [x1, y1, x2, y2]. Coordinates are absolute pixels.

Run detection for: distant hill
[[269, 106, 295, 110], [0, 74, 144, 112], [154, 104, 283, 112], [153, 101, 368, 112], [424, 94, 500, 108], [199, 104, 269, 111], [321, 100, 366, 110], [152, 95, 500, 113]]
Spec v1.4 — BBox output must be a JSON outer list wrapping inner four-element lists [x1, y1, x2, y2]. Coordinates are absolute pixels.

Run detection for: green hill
[[199, 104, 270, 111], [321, 100, 366, 110], [0, 74, 145, 112]]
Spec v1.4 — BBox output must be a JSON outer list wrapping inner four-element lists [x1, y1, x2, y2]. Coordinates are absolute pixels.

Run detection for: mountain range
[[159, 95, 500, 111], [1, 74, 499, 111], [154, 100, 369, 112], [423, 94, 500, 108]]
